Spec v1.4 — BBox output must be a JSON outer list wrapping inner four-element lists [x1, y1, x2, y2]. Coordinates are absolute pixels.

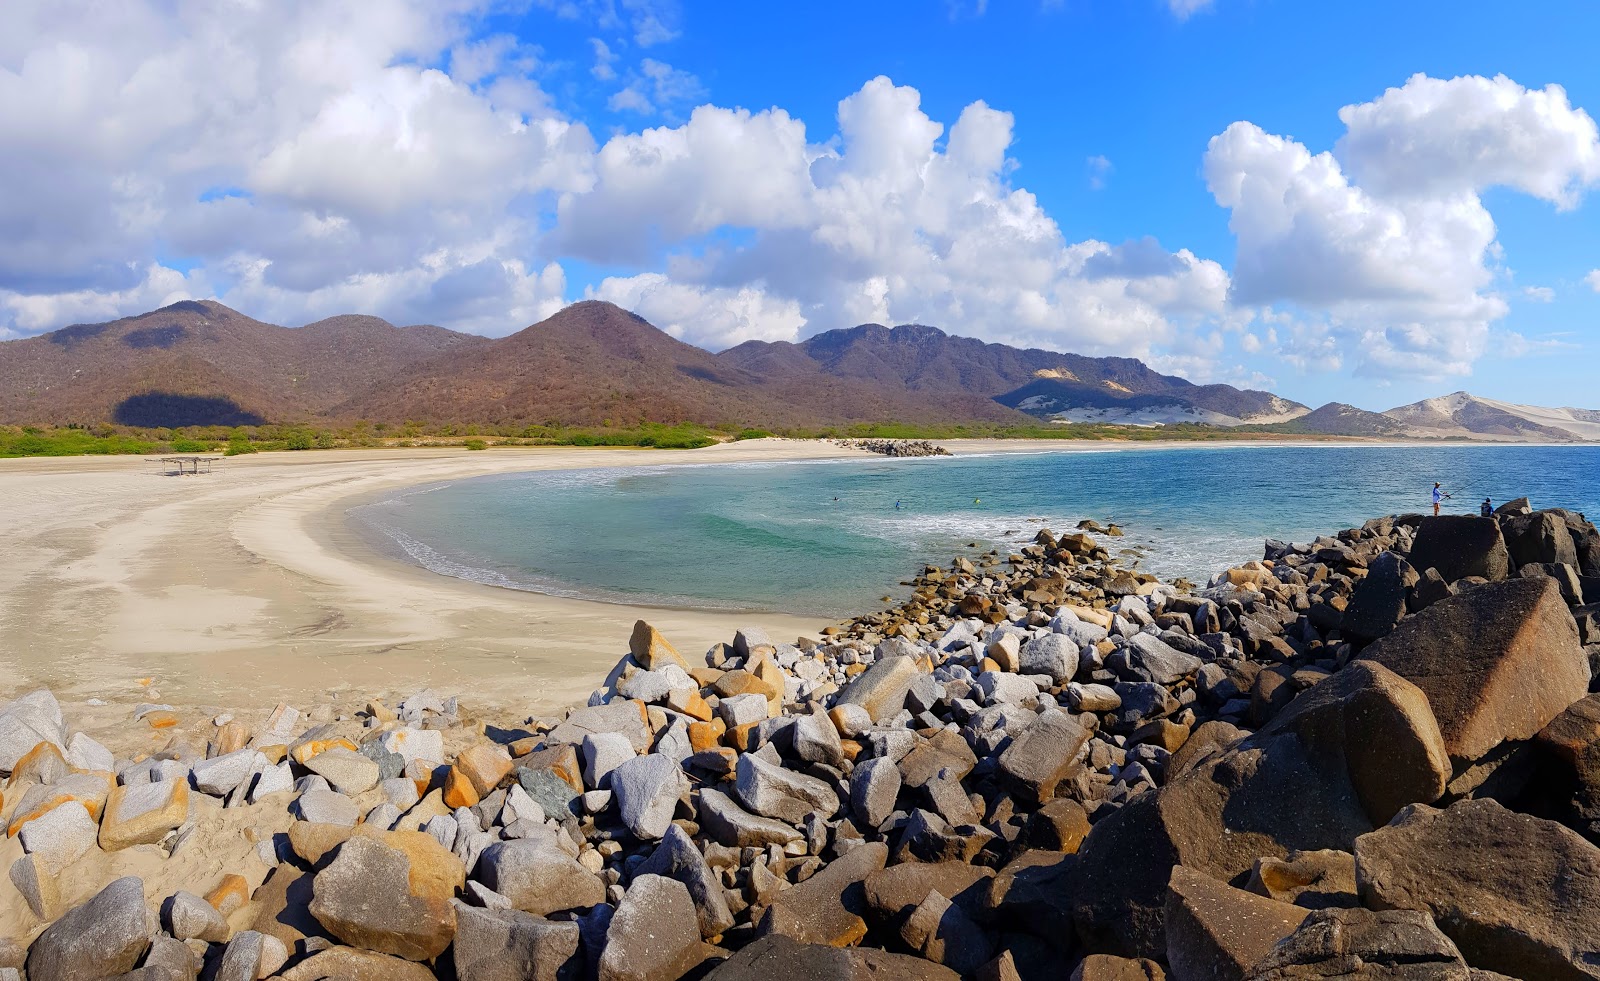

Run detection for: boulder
[[99, 780, 189, 851], [997, 710, 1091, 807], [214, 931, 267, 981], [1245, 908, 1472, 981], [26, 876, 153, 981], [611, 753, 689, 840], [477, 839, 607, 916], [280, 947, 438, 981], [16, 801, 97, 871], [163, 890, 230, 943], [1070, 660, 1448, 958], [382, 727, 446, 766], [701, 933, 961, 981], [900, 890, 993, 976], [1070, 956, 1166, 980], [1120, 634, 1202, 686], [1341, 551, 1418, 643], [1019, 634, 1078, 683], [635, 823, 735, 939], [1244, 850, 1357, 911], [452, 901, 583, 981], [548, 701, 653, 753], [1502, 510, 1579, 568], [1360, 576, 1589, 761], [191, 749, 265, 797], [985, 850, 1076, 943], [1019, 798, 1092, 853], [0, 692, 65, 773], [1534, 692, 1600, 827], [631, 620, 692, 672], [792, 707, 845, 768], [697, 789, 803, 848], [849, 757, 902, 832], [835, 654, 921, 722], [1355, 798, 1600, 981], [308, 832, 462, 960], [1164, 866, 1308, 981], [456, 742, 514, 798], [598, 875, 708, 981], [760, 842, 888, 947], [1407, 516, 1510, 583], [864, 862, 995, 933], [305, 746, 381, 795], [734, 752, 839, 824]]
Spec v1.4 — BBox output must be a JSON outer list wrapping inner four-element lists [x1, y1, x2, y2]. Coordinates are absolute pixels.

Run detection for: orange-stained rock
[[206, 873, 252, 916], [516, 743, 584, 794], [630, 620, 692, 672], [99, 779, 189, 851], [290, 822, 356, 865], [144, 711, 178, 730], [840, 739, 863, 764], [667, 689, 714, 722], [7, 772, 112, 836], [8, 742, 69, 787], [455, 742, 513, 798], [215, 721, 251, 756], [257, 744, 288, 764], [726, 723, 760, 753], [291, 738, 359, 766], [688, 721, 723, 754], [442, 766, 480, 809], [689, 667, 724, 688]]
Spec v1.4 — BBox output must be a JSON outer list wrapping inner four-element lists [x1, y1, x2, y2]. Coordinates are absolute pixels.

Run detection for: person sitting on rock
[[1481, 497, 1493, 517]]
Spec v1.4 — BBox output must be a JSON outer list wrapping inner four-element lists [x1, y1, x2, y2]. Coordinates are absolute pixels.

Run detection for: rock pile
[[2, 500, 1599, 979], [833, 439, 951, 458]]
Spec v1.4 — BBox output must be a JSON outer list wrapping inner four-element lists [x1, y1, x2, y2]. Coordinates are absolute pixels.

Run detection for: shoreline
[[1, 437, 1590, 724]]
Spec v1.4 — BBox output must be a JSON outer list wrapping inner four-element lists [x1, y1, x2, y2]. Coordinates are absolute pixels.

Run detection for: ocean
[[351, 444, 1600, 618]]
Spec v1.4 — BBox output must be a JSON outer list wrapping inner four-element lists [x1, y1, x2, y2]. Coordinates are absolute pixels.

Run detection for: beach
[[0, 435, 1573, 725], [0, 441, 881, 721]]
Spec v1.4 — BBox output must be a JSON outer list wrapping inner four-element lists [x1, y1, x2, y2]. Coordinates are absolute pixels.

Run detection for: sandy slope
[[0, 442, 868, 721]]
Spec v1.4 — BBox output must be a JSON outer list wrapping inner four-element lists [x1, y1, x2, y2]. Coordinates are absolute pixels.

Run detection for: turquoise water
[[352, 445, 1600, 618]]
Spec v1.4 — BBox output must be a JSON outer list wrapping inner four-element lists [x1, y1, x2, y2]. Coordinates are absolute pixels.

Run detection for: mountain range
[[0, 299, 1592, 442]]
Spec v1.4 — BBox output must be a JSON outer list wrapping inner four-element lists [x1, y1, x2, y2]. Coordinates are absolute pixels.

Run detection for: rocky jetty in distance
[[834, 438, 952, 458], [3, 500, 1600, 979]]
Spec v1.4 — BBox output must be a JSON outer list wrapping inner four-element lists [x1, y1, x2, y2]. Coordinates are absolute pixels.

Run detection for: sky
[[1, 0, 1598, 412]]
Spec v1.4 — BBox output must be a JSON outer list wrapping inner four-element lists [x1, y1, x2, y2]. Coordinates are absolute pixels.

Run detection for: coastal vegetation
[[0, 419, 1359, 459]]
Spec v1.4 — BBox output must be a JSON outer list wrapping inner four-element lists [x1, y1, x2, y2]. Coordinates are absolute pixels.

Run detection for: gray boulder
[[1356, 798, 1600, 981], [611, 754, 688, 840], [1019, 634, 1078, 683], [634, 824, 735, 939], [26, 876, 153, 981], [452, 901, 582, 981], [162, 890, 229, 943], [598, 875, 707, 981], [477, 839, 607, 916], [734, 753, 839, 824]]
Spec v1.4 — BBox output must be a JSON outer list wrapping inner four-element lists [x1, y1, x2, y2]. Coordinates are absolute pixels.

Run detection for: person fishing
[[1481, 497, 1493, 518], [1432, 482, 1450, 516]]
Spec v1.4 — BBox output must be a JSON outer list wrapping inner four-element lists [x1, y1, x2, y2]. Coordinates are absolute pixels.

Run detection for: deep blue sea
[[352, 445, 1600, 618]]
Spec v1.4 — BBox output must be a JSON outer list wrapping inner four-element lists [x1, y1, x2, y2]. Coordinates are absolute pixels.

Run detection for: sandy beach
[[0, 436, 1373, 723]]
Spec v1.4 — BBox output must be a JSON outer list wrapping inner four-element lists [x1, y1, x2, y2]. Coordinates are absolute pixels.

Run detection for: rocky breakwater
[[834, 438, 951, 458], [2, 500, 1600, 979]]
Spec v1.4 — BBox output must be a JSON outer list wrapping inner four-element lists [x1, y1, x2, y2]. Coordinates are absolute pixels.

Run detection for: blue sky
[[1, 0, 1597, 411]]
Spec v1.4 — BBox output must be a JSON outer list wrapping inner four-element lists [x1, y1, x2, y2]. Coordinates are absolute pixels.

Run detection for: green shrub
[[464, 438, 488, 451]]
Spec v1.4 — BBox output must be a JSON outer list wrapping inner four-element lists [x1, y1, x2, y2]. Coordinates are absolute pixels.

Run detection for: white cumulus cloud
[[556, 77, 1228, 356], [1205, 73, 1600, 380]]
